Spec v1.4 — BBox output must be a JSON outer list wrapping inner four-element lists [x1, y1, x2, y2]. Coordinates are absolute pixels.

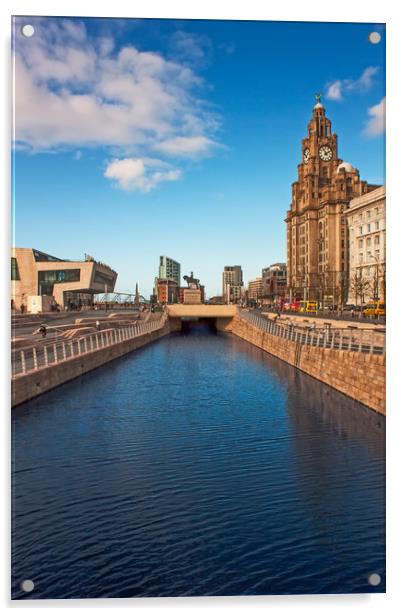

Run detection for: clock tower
[[285, 96, 379, 305]]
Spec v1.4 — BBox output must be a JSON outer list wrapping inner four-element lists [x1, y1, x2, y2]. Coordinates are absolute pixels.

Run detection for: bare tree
[[349, 271, 370, 306], [379, 263, 386, 301], [368, 267, 380, 301]]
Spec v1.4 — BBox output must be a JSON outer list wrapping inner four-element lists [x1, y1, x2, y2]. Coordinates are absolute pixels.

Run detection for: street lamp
[[316, 236, 325, 308], [369, 254, 380, 301]]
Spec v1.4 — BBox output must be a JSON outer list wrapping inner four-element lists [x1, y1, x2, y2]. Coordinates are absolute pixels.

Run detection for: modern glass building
[[222, 266, 244, 303], [158, 256, 181, 285], [11, 248, 117, 310]]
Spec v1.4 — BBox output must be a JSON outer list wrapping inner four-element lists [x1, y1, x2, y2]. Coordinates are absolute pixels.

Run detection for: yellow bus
[[298, 300, 318, 314]]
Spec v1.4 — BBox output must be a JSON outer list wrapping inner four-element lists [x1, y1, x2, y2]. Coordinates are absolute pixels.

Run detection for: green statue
[[315, 92, 323, 103]]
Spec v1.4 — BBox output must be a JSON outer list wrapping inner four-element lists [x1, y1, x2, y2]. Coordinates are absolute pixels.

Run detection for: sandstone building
[[346, 185, 385, 305], [285, 97, 379, 305], [261, 263, 287, 305], [247, 277, 263, 302]]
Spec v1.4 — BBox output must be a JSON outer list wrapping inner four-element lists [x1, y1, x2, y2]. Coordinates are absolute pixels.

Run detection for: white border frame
[[2, 1, 401, 614]]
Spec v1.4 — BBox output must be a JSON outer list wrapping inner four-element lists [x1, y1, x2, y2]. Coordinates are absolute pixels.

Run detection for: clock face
[[319, 145, 333, 161], [303, 148, 311, 163]]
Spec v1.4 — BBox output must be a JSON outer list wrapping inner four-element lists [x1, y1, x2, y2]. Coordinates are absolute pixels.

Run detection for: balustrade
[[12, 312, 167, 378], [238, 310, 384, 356]]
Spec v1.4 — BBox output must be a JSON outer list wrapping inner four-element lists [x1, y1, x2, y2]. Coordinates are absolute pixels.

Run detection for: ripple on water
[[12, 329, 385, 598]]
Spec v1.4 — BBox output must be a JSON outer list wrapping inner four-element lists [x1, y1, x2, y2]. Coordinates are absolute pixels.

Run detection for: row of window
[[38, 269, 81, 284], [351, 207, 381, 222], [356, 236, 381, 249], [93, 271, 114, 286], [355, 249, 381, 264], [354, 221, 381, 234]]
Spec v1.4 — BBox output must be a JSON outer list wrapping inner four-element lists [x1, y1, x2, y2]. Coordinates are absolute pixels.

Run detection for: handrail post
[[358, 330, 363, 353], [63, 342, 67, 360], [44, 345, 49, 367], [53, 343, 57, 363], [32, 347, 38, 370], [20, 350, 26, 374]]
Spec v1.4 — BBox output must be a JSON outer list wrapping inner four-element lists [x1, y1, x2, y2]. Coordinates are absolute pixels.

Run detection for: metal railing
[[239, 310, 385, 355], [12, 313, 167, 378]]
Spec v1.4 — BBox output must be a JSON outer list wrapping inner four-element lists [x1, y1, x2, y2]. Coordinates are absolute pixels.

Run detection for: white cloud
[[326, 80, 343, 101], [169, 31, 212, 67], [326, 66, 380, 101], [363, 98, 385, 137], [154, 135, 218, 157], [13, 18, 221, 163], [104, 157, 181, 192]]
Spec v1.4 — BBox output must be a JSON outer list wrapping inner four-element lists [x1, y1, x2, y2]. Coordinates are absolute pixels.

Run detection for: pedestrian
[[39, 324, 47, 338], [351, 308, 355, 319], [96, 320, 101, 331], [20, 303, 25, 314], [276, 305, 281, 317]]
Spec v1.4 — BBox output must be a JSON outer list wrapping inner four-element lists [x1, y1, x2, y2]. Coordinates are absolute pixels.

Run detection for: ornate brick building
[[285, 96, 379, 305]]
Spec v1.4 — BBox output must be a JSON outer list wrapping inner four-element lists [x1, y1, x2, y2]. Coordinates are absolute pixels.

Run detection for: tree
[[368, 267, 379, 302], [349, 271, 370, 306], [379, 263, 386, 300]]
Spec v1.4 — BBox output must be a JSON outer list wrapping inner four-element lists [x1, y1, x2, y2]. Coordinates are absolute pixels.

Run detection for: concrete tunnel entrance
[[179, 318, 218, 333]]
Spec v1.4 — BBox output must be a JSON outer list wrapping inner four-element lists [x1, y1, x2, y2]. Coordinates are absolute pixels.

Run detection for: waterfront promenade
[[11, 306, 385, 413]]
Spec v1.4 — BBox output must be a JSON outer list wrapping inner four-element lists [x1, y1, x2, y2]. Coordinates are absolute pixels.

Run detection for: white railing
[[12, 313, 167, 378], [239, 309, 385, 356]]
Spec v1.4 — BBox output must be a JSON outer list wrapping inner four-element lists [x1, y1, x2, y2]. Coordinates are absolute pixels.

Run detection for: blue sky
[[13, 17, 385, 297]]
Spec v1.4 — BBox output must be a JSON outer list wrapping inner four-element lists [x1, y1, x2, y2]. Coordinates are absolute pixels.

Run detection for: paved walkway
[[262, 311, 385, 331]]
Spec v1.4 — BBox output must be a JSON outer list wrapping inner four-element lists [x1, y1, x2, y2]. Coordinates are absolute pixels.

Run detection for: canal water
[[12, 326, 385, 598]]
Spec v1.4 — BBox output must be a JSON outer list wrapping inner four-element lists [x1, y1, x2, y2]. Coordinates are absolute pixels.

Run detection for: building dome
[[314, 101, 323, 109], [337, 162, 354, 173]]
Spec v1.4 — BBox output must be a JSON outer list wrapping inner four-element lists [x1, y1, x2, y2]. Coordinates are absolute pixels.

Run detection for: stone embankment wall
[[227, 315, 385, 415], [12, 321, 170, 408]]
